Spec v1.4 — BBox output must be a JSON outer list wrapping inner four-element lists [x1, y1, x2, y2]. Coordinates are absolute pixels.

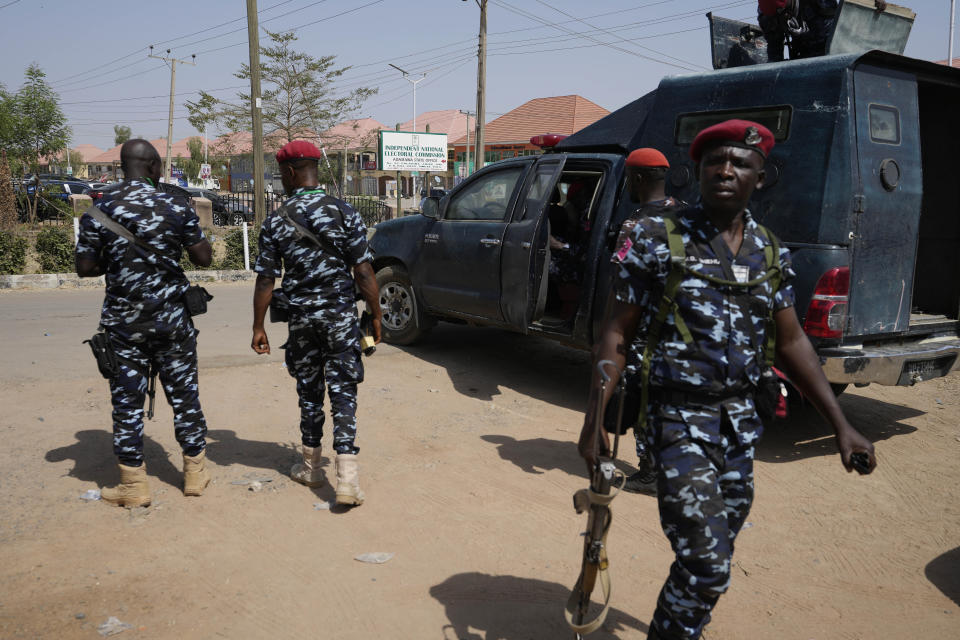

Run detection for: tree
[[114, 125, 132, 146], [185, 30, 376, 146], [1, 65, 70, 222], [0, 151, 16, 230], [175, 136, 206, 184]]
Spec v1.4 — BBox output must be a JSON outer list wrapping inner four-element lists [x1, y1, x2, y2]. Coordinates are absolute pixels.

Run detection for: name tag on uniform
[[732, 264, 750, 283]]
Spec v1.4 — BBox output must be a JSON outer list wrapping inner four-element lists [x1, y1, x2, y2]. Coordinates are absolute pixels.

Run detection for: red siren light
[[530, 133, 568, 149]]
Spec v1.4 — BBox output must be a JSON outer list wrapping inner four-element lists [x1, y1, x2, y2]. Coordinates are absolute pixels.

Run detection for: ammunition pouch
[[84, 332, 120, 379], [183, 285, 213, 316], [269, 288, 291, 323]]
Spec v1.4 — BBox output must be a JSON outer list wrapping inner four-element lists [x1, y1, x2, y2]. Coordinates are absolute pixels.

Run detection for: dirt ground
[[0, 283, 958, 639]]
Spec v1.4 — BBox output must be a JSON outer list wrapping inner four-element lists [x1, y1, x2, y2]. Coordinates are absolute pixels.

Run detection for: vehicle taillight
[[803, 267, 850, 339]]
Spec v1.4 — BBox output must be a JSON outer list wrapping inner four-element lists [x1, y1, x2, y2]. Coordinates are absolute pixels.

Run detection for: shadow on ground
[[925, 546, 960, 607], [204, 429, 297, 475], [45, 429, 182, 489], [756, 392, 921, 464], [429, 572, 647, 640], [395, 324, 591, 412]]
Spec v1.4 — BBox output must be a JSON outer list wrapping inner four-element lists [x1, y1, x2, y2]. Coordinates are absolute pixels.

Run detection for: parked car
[[183, 186, 254, 226], [369, 50, 960, 392]]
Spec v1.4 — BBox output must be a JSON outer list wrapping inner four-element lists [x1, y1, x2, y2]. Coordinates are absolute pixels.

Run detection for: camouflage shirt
[[255, 187, 372, 319], [613, 206, 796, 396], [76, 179, 204, 338]]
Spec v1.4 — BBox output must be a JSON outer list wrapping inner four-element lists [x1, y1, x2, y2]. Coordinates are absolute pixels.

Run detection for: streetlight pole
[[388, 63, 426, 198], [459, 109, 474, 177]]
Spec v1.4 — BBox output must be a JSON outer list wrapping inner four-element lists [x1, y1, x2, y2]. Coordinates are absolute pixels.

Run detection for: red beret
[[276, 140, 322, 164], [689, 119, 774, 163], [758, 0, 788, 17], [626, 148, 670, 169]]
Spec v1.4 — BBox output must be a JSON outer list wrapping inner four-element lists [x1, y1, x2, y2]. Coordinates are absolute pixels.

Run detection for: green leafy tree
[[175, 137, 206, 185], [0, 151, 16, 230], [185, 30, 375, 145], [113, 124, 132, 146], [1, 65, 70, 222]]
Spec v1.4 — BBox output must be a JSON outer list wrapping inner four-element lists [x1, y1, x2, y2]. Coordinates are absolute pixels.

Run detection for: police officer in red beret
[[580, 120, 876, 639], [613, 148, 687, 494], [251, 139, 382, 506]]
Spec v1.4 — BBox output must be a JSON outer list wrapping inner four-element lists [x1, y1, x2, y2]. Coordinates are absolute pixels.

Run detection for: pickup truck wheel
[[376, 266, 426, 345]]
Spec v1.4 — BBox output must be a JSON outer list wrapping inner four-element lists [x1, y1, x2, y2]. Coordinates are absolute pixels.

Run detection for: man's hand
[[578, 419, 610, 475], [836, 422, 876, 474], [251, 328, 270, 354]]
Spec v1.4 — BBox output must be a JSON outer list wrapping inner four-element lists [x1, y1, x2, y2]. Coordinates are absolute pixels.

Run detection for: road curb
[[0, 270, 255, 290]]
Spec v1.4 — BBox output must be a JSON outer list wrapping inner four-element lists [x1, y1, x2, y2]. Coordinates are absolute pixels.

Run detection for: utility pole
[[467, 0, 488, 171], [950, 0, 956, 67], [148, 47, 196, 183], [459, 109, 474, 177], [246, 0, 266, 226]]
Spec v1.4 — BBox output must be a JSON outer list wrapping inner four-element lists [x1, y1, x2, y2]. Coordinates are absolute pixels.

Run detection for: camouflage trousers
[[107, 327, 207, 466], [647, 407, 756, 640], [284, 314, 364, 455]]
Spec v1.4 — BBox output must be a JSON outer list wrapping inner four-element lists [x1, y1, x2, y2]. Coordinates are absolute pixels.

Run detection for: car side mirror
[[421, 196, 440, 219]]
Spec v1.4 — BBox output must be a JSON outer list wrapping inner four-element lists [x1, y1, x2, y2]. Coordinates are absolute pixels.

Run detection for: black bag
[[754, 367, 784, 423], [83, 332, 120, 379], [183, 285, 213, 316], [269, 288, 291, 323]]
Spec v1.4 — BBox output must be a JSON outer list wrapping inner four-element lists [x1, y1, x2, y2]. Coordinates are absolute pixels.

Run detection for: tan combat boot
[[291, 445, 325, 487], [183, 450, 211, 496], [335, 453, 364, 506], [101, 463, 151, 508]]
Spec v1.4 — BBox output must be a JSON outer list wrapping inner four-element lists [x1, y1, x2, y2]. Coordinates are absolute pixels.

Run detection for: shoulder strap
[[275, 203, 344, 260], [637, 213, 694, 430], [756, 224, 782, 367], [85, 204, 166, 261]]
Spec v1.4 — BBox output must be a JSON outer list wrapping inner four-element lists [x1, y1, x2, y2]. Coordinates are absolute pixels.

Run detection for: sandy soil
[[0, 283, 958, 639]]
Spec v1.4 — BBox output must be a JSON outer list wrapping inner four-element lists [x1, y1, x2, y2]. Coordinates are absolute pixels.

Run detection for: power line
[[0, 0, 22, 9], [491, 0, 700, 71]]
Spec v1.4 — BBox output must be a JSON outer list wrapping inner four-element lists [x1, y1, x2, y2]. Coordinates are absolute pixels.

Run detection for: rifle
[[565, 360, 626, 638], [145, 363, 157, 420]]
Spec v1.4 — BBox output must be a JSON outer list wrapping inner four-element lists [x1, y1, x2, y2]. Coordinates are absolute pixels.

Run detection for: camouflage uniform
[[255, 187, 371, 455], [613, 197, 683, 466], [612, 206, 796, 640], [76, 180, 208, 466]]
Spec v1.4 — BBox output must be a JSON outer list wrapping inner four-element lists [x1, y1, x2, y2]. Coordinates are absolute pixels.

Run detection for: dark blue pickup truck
[[369, 50, 960, 389]]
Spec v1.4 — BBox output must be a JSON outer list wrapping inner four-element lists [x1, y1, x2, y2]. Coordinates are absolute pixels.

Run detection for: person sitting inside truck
[[546, 179, 594, 321], [759, 0, 886, 62]]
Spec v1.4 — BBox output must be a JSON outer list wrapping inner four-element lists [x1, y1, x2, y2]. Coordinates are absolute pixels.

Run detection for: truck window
[[446, 167, 523, 221], [675, 105, 792, 144], [868, 104, 900, 144]]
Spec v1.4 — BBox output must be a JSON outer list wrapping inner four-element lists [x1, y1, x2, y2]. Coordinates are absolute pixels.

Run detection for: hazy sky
[[1, 0, 956, 150]]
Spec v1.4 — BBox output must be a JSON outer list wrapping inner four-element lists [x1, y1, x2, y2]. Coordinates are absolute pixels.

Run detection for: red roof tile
[[451, 95, 609, 145]]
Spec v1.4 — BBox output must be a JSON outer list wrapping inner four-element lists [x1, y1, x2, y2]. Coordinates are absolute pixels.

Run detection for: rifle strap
[[275, 195, 348, 261], [564, 476, 624, 636]]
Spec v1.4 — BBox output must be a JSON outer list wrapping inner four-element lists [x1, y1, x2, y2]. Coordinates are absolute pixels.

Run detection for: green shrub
[[35, 227, 75, 273], [218, 227, 259, 270], [0, 231, 27, 274]]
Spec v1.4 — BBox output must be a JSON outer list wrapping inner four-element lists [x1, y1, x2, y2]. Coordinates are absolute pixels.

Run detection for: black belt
[[650, 386, 752, 407]]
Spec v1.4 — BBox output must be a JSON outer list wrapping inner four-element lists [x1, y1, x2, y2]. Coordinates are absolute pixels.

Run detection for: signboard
[[199, 163, 212, 179], [379, 131, 448, 172], [171, 167, 187, 188]]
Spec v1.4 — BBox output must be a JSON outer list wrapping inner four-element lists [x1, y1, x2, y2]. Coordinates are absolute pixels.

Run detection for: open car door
[[500, 156, 566, 331]]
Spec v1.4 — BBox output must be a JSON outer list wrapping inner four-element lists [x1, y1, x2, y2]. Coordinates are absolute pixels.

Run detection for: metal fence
[[343, 196, 392, 226]]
